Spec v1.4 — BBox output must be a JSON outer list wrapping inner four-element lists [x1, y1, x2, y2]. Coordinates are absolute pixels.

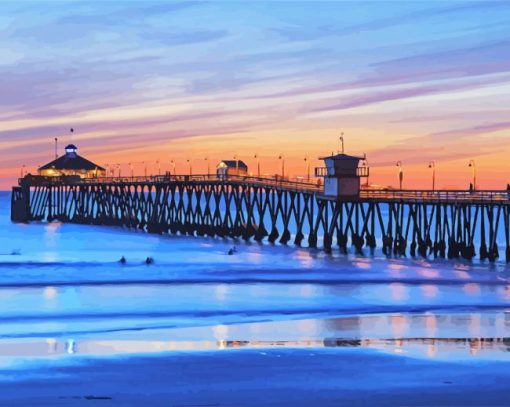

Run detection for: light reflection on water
[[0, 312, 509, 362], [420, 284, 439, 299]]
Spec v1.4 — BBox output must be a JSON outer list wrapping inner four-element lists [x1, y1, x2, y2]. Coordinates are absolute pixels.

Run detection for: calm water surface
[[0, 191, 509, 365]]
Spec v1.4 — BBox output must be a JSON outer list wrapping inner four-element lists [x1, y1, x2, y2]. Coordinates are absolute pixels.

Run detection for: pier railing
[[359, 189, 509, 203], [19, 174, 323, 193], [315, 166, 369, 177], [18, 174, 510, 203]]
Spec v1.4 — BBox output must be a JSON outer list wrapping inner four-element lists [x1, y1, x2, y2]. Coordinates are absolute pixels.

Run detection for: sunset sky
[[1, 1, 510, 189]]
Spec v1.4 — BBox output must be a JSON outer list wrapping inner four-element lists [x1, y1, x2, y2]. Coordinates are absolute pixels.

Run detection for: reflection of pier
[[3, 336, 508, 359], [4, 310, 509, 358], [11, 173, 510, 261]]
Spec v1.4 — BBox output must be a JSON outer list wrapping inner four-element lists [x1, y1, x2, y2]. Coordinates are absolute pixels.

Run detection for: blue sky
[[1, 1, 510, 187]]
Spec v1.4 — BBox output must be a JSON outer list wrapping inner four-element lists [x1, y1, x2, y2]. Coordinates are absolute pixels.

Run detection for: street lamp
[[157, 159, 161, 176], [20, 164, 26, 178], [428, 161, 436, 191], [187, 159, 192, 175], [205, 156, 210, 176], [142, 161, 147, 177], [254, 153, 261, 178], [233, 154, 239, 175], [468, 160, 476, 190], [116, 164, 122, 177], [129, 162, 134, 178], [304, 156, 310, 182], [396, 161, 403, 190], [170, 159, 176, 175], [362, 159, 369, 187], [278, 154, 285, 178]]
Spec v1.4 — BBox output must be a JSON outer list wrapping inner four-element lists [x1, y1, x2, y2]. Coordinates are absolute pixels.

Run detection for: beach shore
[[1, 348, 510, 406]]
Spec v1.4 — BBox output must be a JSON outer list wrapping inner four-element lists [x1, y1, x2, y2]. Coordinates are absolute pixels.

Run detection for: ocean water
[[0, 190, 509, 367]]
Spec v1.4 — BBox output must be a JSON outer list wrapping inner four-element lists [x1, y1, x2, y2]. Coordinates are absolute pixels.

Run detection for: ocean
[[1, 190, 510, 405]]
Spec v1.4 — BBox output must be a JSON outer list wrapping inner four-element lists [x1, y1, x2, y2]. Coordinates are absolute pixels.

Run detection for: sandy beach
[[1, 348, 509, 406]]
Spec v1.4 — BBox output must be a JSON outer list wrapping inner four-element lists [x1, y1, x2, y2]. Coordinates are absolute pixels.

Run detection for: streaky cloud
[[251, 39, 510, 101], [274, 1, 509, 42], [308, 75, 509, 113], [143, 29, 229, 46], [429, 121, 510, 139]]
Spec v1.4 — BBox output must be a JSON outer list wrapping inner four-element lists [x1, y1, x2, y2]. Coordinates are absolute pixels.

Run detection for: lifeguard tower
[[315, 152, 368, 198]]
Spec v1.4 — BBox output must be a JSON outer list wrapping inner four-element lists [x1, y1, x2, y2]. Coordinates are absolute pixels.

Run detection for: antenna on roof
[[339, 131, 344, 154]]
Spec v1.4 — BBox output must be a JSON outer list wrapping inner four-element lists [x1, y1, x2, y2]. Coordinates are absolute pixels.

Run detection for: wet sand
[[1, 348, 510, 406]]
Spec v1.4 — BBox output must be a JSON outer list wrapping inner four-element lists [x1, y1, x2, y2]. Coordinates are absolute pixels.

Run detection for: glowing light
[[66, 339, 76, 354], [46, 338, 57, 353], [43, 286, 57, 300], [214, 284, 229, 302], [213, 325, 229, 342]]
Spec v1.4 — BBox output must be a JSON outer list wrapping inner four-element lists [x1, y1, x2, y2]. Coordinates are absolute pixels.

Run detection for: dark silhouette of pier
[[11, 174, 510, 262]]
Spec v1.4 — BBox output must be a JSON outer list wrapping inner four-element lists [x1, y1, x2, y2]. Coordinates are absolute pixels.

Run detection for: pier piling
[[11, 175, 510, 262]]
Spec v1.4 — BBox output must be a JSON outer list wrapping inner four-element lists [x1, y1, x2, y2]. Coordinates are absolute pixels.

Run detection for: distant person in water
[[227, 246, 237, 255], [119, 256, 126, 264], [145, 257, 154, 265]]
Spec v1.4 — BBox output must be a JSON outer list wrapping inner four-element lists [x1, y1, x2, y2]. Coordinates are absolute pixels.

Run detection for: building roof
[[218, 160, 248, 170], [39, 154, 105, 171], [65, 144, 78, 150], [319, 153, 365, 161]]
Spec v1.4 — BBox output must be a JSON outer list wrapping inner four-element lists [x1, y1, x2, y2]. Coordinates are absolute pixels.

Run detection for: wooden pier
[[11, 174, 510, 262]]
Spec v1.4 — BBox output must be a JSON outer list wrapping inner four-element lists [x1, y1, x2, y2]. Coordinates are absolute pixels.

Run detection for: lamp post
[[339, 131, 344, 154], [20, 164, 26, 178], [278, 154, 285, 178], [129, 162, 134, 178], [157, 159, 161, 176], [117, 164, 121, 177], [396, 161, 403, 190], [304, 156, 310, 182], [142, 161, 147, 177], [170, 159, 176, 175], [468, 160, 476, 190], [233, 154, 239, 175], [54, 138, 58, 159], [187, 159, 192, 176], [428, 161, 436, 191], [254, 153, 260, 178], [362, 159, 369, 187], [205, 156, 210, 176]]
